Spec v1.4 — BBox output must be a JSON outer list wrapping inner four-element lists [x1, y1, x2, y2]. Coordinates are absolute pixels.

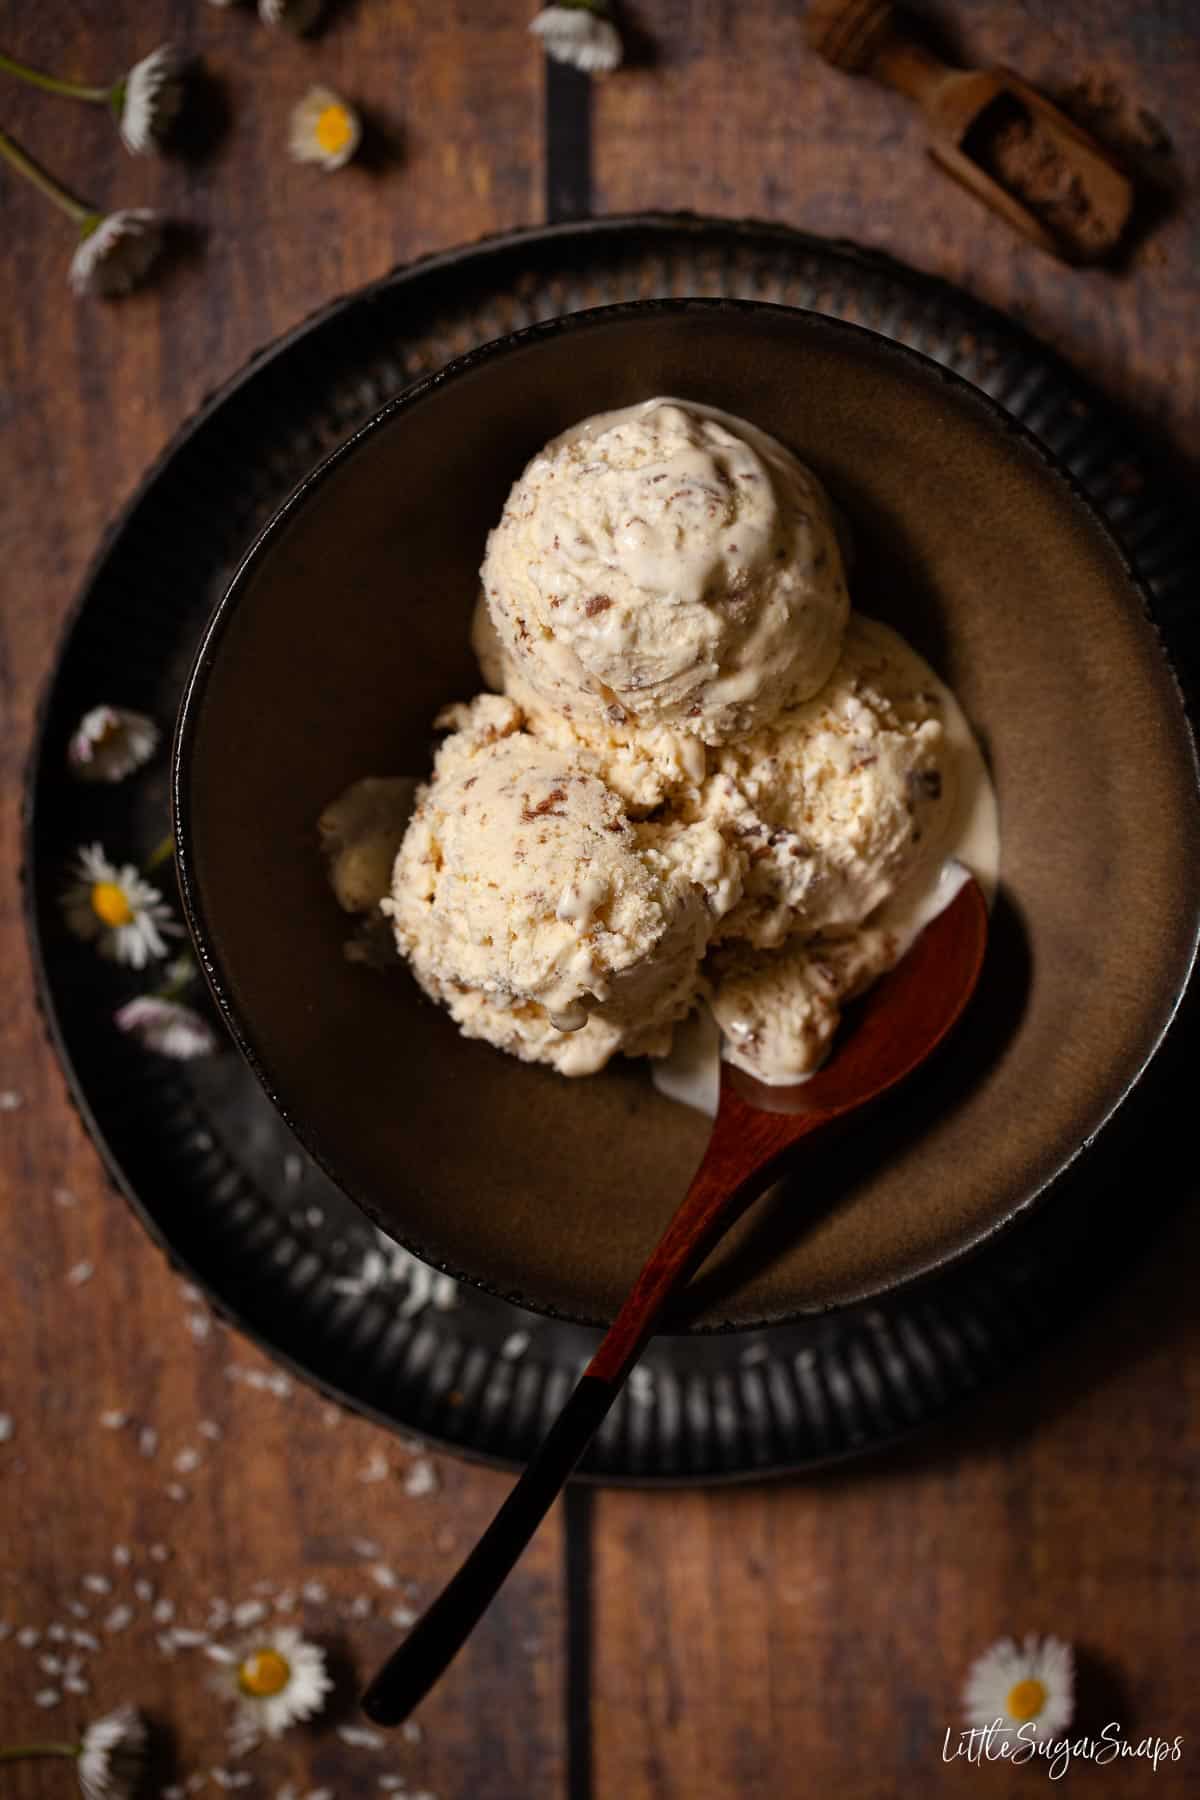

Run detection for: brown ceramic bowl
[[173, 299, 1200, 1328]]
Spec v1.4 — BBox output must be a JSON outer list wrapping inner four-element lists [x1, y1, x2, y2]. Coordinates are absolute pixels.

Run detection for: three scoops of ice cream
[[320, 399, 996, 1090]]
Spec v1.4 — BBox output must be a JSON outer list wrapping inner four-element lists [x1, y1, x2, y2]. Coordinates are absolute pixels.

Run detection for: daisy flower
[[0, 44, 188, 155], [68, 706, 159, 783], [260, 0, 325, 34], [69, 211, 165, 298], [113, 45, 189, 155], [0, 1704, 146, 1798], [963, 1633, 1075, 1742], [0, 127, 165, 299], [530, 1, 623, 74], [61, 844, 181, 968], [77, 1705, 147, 1800], [289, 87, 362, 171], [115, 996, 218, 1060], [211, 1627, 332, 1750]]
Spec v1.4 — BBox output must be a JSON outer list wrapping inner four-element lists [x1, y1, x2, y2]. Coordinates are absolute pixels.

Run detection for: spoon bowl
[[362, 877, 989, 1726]]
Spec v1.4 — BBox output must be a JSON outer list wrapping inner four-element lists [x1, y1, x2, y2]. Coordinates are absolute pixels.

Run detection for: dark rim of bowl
[[171, 294, 1200, 1330]]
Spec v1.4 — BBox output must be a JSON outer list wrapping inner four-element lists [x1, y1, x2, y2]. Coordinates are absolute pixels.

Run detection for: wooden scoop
[[362, 877, 988, 1726], [806, 0, 1134, 263]]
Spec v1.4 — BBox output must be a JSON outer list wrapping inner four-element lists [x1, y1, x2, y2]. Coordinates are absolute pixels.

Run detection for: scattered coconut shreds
[[499, 1330, 531, 1360], [0, 1090, 23, 1111], [150, 1543, 171, 1562], [53, 1185, 77, 1206], [0, 1413, 12, 1442], [347, 1594, 374, 1620], [359, 1450, 390, 1484], [338, 1724, 386, 1750], [187, 1312, 213, 1341], [322, 1406, 340, 1428], [104, 1604, 134, 1633], [39, 1654, 63, 1675], [16, 1627, 40, 1648], [71, 1630, 100, 1651], [174, 1447, 202, 1473], [166, 1481, 189, 1502], [100, 1409, 130, 1430], [390, 1604, 417, 1630], [301, 1580, 327, 1604], [82, 1573, 112, 1596], [402, 1720, 423, 1745], [403, 1458, 439, 1498], [369, 1565, 399, 1590], [67, 1260, 94, 1286], [139, 1426, 159, 1458], [349, 1536, 381, 1558], [198, 1419, 223, 1441], [34, 1688, 61, 1708], [152, 1599, 176, 1624], [46, 1624, 67, 1642], [63, 1675, 90, 1695], [232, 1600, 267, 1628], [378, 1781, 406, 1793], [65, 1601, 90, 1621], [331, 1230, 458, 1315], [170, 1627, 209, 1648], [134, 1579, 155, 1604], [112, 1544, 132, 1566]]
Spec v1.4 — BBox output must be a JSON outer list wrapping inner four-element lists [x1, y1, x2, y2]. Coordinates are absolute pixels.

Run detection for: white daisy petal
[[115, 996, 218, 1060], [78, 1704, 147, 1800], [963, 1633, 1075, 1742], [260, 0, 324, 34], [69, 211, 164, 299], [68, 707, 159, 783], [117, 45, 189, 154], [530, 4, 623, 74], [288, 86, 362, 171], [61, 843, 181, 968]]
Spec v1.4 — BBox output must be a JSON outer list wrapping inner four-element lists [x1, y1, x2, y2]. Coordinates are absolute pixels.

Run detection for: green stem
[[144, 833, 175, 873], [0, 125, 94, 224], [0, 1743, 79, 1765], [0, 48, 110, 102]]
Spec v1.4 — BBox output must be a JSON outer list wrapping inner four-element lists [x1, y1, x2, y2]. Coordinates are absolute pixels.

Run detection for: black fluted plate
[[24, 216, 1200, 1483]]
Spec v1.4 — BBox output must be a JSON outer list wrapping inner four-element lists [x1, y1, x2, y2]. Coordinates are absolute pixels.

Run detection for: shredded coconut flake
[[67, 1260, 94, 1286], [337, 1724, 386, 1749], [403, 1458, 439, 1498], [34, 1688, 61, 1708]]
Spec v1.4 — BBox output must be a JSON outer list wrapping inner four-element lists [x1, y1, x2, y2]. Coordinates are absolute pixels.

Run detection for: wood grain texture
[[1, 0, 1198, 1795]]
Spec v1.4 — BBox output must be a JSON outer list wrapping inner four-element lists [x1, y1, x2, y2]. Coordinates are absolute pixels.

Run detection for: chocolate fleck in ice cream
[[322, 399, 997, 1089]]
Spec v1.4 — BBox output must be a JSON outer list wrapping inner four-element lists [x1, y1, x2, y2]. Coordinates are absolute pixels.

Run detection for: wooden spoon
[[362, 877, 988, 1725]]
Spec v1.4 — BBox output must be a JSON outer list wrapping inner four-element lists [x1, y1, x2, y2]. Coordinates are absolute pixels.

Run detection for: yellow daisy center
[[315, 104, 352, 156], [238, 1648, 291, 1698], [91, 881, 134, 928], [1006, 1677, 1047, 1722]]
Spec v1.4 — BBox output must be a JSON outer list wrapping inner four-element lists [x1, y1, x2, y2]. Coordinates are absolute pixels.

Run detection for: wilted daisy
[[963, 1634, 1075, 1742], [530, 1, 623, 73], [289, 86, 362, 171], [115, 995, 217, 1060], [260, 0, 324, 34], [0, 43, 188, 155], [0, 126, 165, 299], [212, 1627, 332, 1749], [70, 210, 164, 298], [0, 1704, 147, 1797], [68, 706, 159, 784], [77, 1705, 147, 1800], [61, 844, 180, 968], [113, 45, 189, 154]]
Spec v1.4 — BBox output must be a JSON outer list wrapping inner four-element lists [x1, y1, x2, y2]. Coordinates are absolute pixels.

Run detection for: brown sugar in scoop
[[806, 0, 1134, 264]]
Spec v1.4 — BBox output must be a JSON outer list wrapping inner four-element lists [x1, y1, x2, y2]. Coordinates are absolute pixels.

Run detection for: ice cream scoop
[[480, 398, 849, 744], [384, 694, 741, 1074]]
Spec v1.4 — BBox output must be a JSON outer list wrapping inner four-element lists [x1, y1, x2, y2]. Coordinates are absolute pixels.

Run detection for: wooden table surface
[[2, 3, 1198, 1795]]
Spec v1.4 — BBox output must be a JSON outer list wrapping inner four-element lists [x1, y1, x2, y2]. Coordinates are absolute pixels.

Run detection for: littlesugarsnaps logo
[[943, 1720, 1184, 1781]]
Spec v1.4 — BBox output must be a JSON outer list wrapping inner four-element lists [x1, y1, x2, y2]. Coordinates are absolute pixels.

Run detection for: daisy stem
[[0, 125, 94, 224], [144, 833, 175, 872], [0, 1743, 80, 1764], [0, 49, 111, 103]]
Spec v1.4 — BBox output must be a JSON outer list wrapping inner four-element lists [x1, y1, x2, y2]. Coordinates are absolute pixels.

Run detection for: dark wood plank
[[589, 3, 1200, 1793], [0, 2, 560, 1794]]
